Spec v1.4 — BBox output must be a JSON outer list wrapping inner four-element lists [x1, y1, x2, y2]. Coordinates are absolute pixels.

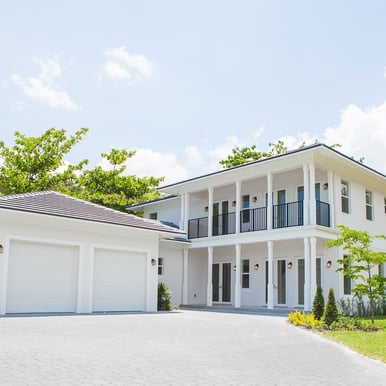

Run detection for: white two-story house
[[130, 144, 386, 311]]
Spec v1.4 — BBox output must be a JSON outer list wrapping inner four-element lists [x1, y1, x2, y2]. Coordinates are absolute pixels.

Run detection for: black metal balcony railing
[[316, 200, 330, 227], [273, 201, 304, 229], [188, 217, 208, 239], [213, 212, 236, 236], [240, 207, 267, 232], [187, 200, 330, 238]]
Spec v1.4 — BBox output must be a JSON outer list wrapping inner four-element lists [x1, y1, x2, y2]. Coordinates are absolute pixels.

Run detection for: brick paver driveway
[[0, 310, 385, 385]]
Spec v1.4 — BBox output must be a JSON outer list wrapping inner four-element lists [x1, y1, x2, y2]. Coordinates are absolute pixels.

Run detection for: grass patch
[[323, 316, 386, 363]]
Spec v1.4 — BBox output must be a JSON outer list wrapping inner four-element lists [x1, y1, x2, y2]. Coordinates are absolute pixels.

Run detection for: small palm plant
[[157, 282, 174, 311]]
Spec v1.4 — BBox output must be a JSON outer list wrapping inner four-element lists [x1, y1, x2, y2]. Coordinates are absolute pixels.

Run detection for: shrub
[[312, 286, 325, 320], [288, 311, 321, 329], [157, 282, 174, 311], [323, 288, 339, 326]]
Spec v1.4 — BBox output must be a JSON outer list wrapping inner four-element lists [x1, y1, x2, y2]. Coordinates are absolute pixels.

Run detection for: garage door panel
[[7, 241, 78, 313], [93, 249, 146, 312]]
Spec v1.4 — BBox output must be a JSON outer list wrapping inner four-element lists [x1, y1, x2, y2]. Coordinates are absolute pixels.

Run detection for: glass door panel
[[212, 263, 220, 302], [222, 263, 231, 302], [277, 260, 286, 305]]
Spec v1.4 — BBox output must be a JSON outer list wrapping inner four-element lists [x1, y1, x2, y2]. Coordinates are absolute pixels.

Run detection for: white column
[[180, 193, 185, 231], [309, 163, 316, 225], [235, 244, 241, 308], [310, 237, 317, 304], [327, 171, 335, 228], [303, 237, 311, 311], [0, 239, 10, 315], [183, 193, 190, 234], [235, 181, 241, 234], [182, 249, 189, 305], [207, 247, 213, 306], [267, 173, 273, 230], [267, 241, 274, 309], [303, 164, 310, 226], [208, 187, 214, 237]]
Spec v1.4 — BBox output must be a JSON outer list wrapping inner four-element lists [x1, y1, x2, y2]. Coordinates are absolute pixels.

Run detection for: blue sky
[[1, 1, 386, 184]]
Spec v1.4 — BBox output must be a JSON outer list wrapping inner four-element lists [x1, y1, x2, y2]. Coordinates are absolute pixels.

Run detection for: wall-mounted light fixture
[[252, 196, 257, 203], [233, 264, 237, 271], [151, 258, 157, 266], [0, 244, 3, 253], [232, 201, 236, 207], [323, 183, 328, 190], [326, 260, 332, 269], [253, 263, 259, 271], [204, 206, 208, 212], [287, 262, 293, 269]]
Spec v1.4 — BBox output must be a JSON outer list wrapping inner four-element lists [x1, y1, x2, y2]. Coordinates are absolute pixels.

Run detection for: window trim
[[365, 190, 373, 221], [341, 180, 350, 214], [158, 257, 164, 276], [241, 259, 250, 289]]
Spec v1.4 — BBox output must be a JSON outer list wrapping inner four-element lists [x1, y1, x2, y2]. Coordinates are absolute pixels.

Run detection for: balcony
[[188, 201, 330, 239]]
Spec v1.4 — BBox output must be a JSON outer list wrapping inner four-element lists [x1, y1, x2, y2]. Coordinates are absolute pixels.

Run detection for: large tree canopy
[[0, 128, 162, 211], [0, 128, 88, 194]]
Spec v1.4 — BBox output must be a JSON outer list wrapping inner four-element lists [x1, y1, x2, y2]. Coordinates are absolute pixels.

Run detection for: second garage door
[[92, 249, 146, 312]]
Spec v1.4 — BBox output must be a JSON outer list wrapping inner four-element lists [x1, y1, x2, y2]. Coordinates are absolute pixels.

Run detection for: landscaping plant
[[312, 286, 325, 320], [323, 288, 339, 327], [157, 282, 174, 311]]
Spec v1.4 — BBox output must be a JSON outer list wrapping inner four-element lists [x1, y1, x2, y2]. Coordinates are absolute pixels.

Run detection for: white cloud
[[103, 46, 155, 84], [321, 102, 386, 173], [11, 56, 80, 111]]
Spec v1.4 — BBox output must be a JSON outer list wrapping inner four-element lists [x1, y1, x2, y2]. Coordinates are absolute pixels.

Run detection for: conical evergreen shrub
[[312, 286, 325, 320], [323, 288, 339, 326]]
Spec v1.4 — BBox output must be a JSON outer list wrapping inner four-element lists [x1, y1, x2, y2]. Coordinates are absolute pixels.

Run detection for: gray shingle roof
[[0, 191, 185, 235]]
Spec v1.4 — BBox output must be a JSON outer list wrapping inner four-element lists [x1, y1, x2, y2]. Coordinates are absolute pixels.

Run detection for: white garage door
[[93, 249, 146, 312], [6, 240, 78, 313]]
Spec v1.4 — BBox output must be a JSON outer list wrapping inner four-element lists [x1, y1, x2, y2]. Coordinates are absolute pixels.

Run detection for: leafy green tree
[[312, 286, 325, 320], [219, 140, 289, 168], [0, 128, 88, 195], [323, 288, 339, 326], [325, 225, 386, 323], [0, 129, 164, 212], [73, 148, 163, 212]]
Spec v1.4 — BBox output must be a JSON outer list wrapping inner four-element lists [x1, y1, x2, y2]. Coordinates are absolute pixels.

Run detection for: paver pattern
[[0, 310, 385, 385]]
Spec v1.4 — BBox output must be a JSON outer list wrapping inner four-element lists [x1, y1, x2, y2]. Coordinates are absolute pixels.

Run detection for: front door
[[212, 262, 231, 303], [264, 259, 287, 305]]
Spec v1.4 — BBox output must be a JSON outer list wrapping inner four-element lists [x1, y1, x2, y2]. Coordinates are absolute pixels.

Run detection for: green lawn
[[322, 316, 386, 363]]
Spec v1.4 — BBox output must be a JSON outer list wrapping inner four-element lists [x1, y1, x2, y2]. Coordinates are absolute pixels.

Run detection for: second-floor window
[[242, 259, 250, 288], [365, 190, 373, 221], [341, 180, 350, 214]]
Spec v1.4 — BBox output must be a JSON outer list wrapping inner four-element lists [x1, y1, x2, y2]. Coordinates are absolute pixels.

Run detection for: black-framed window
[[242, 259, 250, 288]]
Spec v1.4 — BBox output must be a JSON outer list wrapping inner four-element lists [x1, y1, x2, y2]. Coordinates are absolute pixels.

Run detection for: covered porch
[[181, 236, 338, 312]]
